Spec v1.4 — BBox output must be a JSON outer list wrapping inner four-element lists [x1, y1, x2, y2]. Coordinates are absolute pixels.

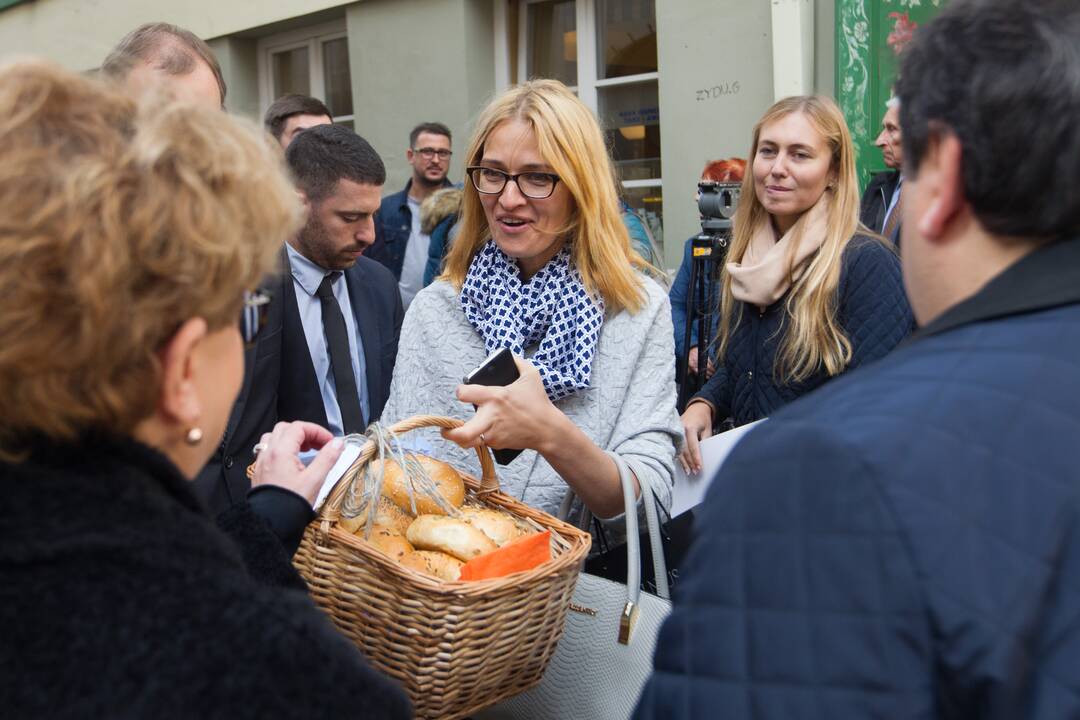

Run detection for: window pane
[[322, 37, 353, 118], [527, 0, 577, 85], [271, 47, 310, 97], [622, 185, 663, 257], [597, 0, 657, 79], [598, 81, 661, 182]]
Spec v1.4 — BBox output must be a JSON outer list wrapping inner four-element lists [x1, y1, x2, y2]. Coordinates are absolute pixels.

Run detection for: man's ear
[[916, 132, 965, 243], [296, 189, 313, 223], [157, 317, 208, 426], [406, 148, 415, 163]]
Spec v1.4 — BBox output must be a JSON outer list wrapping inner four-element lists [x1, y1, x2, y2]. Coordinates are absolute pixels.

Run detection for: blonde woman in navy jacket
[[678, 95, 912, 474]]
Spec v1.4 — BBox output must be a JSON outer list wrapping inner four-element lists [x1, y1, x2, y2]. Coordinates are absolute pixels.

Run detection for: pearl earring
[[185, 427, 204, 445]]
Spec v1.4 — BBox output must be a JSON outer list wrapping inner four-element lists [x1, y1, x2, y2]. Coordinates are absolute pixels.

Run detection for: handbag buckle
[[618, 601, 638, 645]]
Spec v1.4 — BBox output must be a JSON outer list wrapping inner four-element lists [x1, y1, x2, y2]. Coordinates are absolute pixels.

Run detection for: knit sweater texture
[[382, 276, 682, 526]]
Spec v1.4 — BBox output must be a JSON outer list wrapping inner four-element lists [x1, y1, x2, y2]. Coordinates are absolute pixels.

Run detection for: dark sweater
[[693, 236, 913, 425], [0, 435, 411, 719]]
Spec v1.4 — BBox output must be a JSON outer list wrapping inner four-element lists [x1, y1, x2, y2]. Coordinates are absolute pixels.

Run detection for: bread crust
[[459, 507, 532, 547], [399, 550, 464, 581], [406, 514, 498, 561], [373, 456, 466, 516]]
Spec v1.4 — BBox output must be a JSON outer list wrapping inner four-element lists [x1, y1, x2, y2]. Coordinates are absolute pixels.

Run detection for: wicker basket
[[273, 415, 592, 719]]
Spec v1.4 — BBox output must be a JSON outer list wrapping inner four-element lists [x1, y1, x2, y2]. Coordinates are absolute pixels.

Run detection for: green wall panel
[[836, 0, 948, 185]]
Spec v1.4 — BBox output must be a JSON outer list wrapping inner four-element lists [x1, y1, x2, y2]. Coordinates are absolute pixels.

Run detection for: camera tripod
[[676, 182, 740, 410]]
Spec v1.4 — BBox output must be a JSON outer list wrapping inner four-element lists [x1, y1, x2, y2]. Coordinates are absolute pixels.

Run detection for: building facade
[[0, 0, 940, 268]]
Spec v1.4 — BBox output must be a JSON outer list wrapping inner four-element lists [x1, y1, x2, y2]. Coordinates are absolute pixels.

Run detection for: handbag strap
[[615, 454, 670, 602], [558, 453, 671, 644], [627, 457, 671, 601]]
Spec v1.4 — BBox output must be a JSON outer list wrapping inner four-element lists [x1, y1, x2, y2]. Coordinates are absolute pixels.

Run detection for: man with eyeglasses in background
[[367, 122, 455, 309]]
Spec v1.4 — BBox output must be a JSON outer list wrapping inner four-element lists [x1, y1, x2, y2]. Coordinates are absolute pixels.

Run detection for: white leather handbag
[[476, 452, 672, 720]]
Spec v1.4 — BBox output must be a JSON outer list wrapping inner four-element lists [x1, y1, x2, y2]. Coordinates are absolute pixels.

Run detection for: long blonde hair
[[442, 79, 645, 314], [718, 95, 867, 382]]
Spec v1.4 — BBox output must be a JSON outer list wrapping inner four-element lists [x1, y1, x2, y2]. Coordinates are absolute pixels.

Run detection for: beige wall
[[656, 0, 835, 268], [346, 0, 495, 194], [0, 0, 352, 71], [656, 0, 774, 267], [208, 36, 259, 119]]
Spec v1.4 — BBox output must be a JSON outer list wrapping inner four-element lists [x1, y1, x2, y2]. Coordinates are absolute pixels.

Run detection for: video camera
[[694, 180, 740, 261], [677, 181, 742, 409]]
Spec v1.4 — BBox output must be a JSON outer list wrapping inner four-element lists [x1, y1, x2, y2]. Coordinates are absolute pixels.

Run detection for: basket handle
[[319, 414, 499, 523]]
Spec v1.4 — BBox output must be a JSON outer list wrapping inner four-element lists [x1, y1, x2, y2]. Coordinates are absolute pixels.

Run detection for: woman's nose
[[498, 178, 527, 209]]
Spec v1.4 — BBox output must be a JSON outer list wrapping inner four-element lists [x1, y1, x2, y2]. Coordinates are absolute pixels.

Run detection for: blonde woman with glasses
[[382, 79, 681, 525], [679, 95, 913, 474]]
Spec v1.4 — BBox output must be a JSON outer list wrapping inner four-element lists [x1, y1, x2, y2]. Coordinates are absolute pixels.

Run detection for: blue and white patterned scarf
[[460, 240, 605, 402]]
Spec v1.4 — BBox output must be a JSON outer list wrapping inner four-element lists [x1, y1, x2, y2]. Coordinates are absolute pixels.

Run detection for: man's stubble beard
[[414, 168, 447, 189], [295, 214, 347, 271]]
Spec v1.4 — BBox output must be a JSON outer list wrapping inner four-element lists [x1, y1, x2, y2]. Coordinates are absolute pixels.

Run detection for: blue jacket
[[423, 213, 457, 287], [692, 236, 912, 426], [636, 236, 1080, 719], [669, 235, 721, 359], [366, 178, 452, 280]]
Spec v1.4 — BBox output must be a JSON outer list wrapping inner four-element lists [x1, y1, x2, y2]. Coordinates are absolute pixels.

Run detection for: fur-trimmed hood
[[420, 186, 463, 235]]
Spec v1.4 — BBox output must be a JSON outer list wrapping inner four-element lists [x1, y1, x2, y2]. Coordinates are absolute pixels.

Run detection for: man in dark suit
[[636, 0, 1080, 717], [859, 97, 904, 244], [196, 125, 403, 514]]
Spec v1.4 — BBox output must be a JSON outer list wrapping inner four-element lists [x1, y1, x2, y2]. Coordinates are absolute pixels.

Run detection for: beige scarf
[[726, 194, 831, 308]]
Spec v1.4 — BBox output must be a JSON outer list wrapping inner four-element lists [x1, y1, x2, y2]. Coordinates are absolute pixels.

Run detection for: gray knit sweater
[[381, 277, 681, 526]]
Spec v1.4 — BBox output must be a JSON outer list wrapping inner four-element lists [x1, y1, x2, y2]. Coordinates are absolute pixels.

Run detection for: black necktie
[[315, 272, 366, 434]]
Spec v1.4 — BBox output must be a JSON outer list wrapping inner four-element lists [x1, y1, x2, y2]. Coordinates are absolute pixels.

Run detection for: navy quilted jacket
[[693, 236, 912, 425], [635, 237, 1080, 719]]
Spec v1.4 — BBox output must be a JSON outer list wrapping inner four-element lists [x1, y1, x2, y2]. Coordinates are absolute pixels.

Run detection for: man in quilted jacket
[[635, 0, 1080, 717]]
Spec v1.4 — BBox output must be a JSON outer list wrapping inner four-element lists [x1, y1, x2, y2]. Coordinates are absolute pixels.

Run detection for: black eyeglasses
[[240, 289, 272, 345], [466, 166, 561, 199], [414, 147, 453, 160]]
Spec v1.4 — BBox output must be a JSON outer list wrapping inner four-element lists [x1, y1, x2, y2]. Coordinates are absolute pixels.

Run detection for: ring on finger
[[479, 433, 486, 445], [253, 442, 268, 455]]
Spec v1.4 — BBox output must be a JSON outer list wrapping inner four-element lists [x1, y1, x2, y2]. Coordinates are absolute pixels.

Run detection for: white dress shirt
[[285, 243, 370, 436]]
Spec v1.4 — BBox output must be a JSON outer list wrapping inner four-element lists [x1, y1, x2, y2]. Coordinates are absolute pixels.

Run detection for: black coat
[[859, 169, 901, 238], [0, 435, 411, 719], [693, 236, 912, 426], [195, 248, 403, 514]]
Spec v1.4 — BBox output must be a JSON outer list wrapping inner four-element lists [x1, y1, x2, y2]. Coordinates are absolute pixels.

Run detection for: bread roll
[[406, 514, 498, 562], [372, 456, 466, 516], [366, 525, 414, 561], [459, 507, 532, 547], [399, 550, 464, 581], [338, 496, 413, 536]]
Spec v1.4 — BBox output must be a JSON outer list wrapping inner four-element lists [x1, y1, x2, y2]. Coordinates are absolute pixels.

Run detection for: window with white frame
[[258, 21, 354, 130], [511, 0, 662, 249]]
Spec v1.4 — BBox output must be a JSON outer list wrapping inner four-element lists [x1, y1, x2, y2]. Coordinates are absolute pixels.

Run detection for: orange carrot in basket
[[458, 530, 552, 581]]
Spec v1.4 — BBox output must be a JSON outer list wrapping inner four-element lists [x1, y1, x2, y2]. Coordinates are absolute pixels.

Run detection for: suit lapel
[[279, 258, 330, 428], [344, 262, 383, 414], [223, 249, 288, 452]]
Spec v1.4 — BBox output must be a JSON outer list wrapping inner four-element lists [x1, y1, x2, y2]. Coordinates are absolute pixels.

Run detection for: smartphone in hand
[[463, 348, 524, 465]]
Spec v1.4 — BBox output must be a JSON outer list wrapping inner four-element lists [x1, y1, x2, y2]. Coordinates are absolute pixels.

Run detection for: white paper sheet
[[670, 419, 765, 517], [313, 442, 362, 511]]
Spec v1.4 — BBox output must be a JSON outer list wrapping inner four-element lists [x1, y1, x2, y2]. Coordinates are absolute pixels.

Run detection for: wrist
[[686, 398, 716, 419], [534, 406, 571, 457]]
